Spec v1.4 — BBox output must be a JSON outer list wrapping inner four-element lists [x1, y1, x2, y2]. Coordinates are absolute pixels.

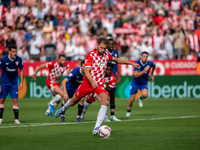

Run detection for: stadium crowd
[[0, 0, 200, 62]]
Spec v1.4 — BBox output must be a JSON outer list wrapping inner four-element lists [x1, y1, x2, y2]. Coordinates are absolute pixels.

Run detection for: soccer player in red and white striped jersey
[[31, 54, 70, 116], [81, 62, 117, 121], [55, 37, 140, 135]]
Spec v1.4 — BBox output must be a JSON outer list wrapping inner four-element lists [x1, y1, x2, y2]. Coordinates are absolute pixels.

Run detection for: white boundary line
[[0, 115, 199, 129]]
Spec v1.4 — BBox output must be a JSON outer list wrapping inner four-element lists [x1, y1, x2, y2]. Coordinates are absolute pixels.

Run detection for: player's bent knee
[[102, 99, 109, 106], [0, 99, 5, 104], [143, 94, 148, 98]]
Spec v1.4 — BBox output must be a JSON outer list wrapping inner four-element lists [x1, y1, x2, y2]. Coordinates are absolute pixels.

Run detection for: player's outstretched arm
[[85, 67, 98, 89], [19, 69, 24, 90], [113, 57, 140, 69], [61, 78, 69, 101], [116, 65, 121, 83], [31, 63, 47, 80]]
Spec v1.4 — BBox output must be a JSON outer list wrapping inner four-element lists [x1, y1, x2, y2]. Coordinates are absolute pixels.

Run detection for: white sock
[[62, 99, 71, 111], [49, 94, 62, 105], [46, 102, 58, 113], [94, 105, 108, 128], [81, 101, 91, 118], [46, 107, 51, 113]]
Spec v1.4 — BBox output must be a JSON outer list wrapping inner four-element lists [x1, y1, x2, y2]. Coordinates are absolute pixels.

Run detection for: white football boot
[[15, 119, 21, 124], [103, 115, 110, 122], [126, 112, 131, 117], [139, 96, 143, 107], [110, 115, 121, 121]]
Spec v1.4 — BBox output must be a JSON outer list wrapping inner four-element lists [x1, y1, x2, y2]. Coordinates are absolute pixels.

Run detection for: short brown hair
[[58, 54, 66, 58], [8, 45, 17, 51], [97, 37, 108, 45]]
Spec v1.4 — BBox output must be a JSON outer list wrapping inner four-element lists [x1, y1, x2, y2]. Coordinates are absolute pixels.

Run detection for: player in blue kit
[[106, 38, 121, 121], [126, 51, 156, 117], [60, 60, 85, 122], [0, 45, 24, 124]]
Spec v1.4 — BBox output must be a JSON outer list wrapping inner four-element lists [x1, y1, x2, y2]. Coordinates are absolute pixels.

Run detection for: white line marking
[[0, 115, 199, 129]]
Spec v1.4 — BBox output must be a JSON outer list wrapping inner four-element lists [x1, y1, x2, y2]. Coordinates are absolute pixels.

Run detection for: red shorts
[[75, 80, 108, 98], [46, 80, 61, 93], [86, 91, 110, 103], [86, 93, 96, 102]]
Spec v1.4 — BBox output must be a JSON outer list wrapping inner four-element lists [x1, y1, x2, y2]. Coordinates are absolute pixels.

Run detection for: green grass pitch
[[0, 98, 200, 150]]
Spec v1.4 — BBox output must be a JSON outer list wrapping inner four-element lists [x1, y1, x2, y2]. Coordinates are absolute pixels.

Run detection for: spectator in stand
[[65, 39, 75, 61], [187, 28, 200, 53], [28, 35, 41, 61], [129, 42, 141, 60], [154, 10, 165, 27], [73, 42, 86, 61], [156, 43, 168, 60], [173, 26, 185, 58], [15, 30, 25, 49], [164, 29, 174, 59], [106, 0, 114, 7], [17, 46, 30, 62], [187, 49, 197, 61], [79, 13, 89, 36], [114, 14, 123, 28], [103, 18, 114, 36], [141, 41, 154, 60], [119, 38, 129, 59], [152, 29, 165, 51], [4, 8, 15, 29], [44, 38, 57, 61], [6, 33, 16, 47], [56, 34, 66, 57], [25, 26, 33, 45], [170, 0, 182, 15]]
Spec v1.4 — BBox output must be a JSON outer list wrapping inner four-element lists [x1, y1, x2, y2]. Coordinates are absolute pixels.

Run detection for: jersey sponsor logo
[[75, 79, 82, 83], [6, 67, 17, 72], [15, 61, 19, 65], [94, 62, 107, 67]]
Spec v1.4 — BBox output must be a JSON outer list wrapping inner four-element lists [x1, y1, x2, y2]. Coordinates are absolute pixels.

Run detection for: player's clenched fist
[[133, 63, 140, 69]]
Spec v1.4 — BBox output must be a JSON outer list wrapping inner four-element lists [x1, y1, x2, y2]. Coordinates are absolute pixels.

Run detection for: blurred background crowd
[[0, 0, 200, 62]]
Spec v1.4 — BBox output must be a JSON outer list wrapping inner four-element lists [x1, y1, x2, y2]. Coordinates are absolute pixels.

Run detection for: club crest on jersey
[[115, 54, 117, 57], [69, 73, 73, 77], [15, 61, 19, 65]]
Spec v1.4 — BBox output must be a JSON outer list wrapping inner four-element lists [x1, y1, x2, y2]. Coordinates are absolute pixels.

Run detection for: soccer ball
[[98, 125, 112, 138]]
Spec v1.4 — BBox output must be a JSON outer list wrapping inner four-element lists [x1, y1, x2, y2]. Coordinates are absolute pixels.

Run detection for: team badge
[[15, 61, 19, 65], [69, 73, 73, 77], [115, 54, 117, 57]]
